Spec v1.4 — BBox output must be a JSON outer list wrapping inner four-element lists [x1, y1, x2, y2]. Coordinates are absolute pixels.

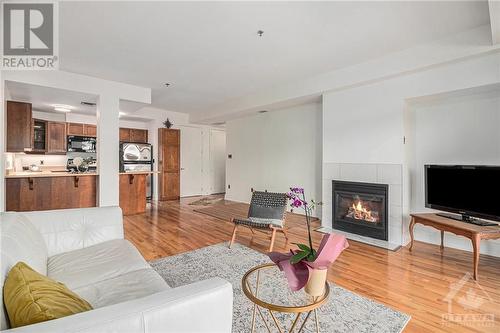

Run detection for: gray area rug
[[150, 243, 410, 333]]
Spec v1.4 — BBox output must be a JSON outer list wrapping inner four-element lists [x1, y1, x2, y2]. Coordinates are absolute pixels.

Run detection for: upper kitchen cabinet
[[119, 127, 148, 143], [84, 124, 97, 137], [67, 123, 97, 137], [130, 128, 148, 143], [66, 123, 85, 136], [47, 122, 67, 154], [7, 101, 33, 152]]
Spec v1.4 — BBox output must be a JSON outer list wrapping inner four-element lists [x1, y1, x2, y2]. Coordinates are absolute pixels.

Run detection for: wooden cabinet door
[[6, 176, 97, 212], [84, 124, 97, 137], [119, 128, 131, 142], [67, 123, 85, 136], [158, 129, 180, 200], [119, 174, 147, 215], [47, 122, 67, 154], [7, 101, 33, 152], [130, 129, 148, 143]]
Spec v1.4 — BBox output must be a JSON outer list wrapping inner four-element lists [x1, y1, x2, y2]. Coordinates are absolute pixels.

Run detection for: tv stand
[[409, 213, 500, 280], [436, 213, 497, 226]]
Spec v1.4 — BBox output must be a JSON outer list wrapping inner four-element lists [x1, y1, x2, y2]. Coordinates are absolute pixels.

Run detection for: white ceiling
[[6, 81, 97, 115], [58, 1, 489, 115]]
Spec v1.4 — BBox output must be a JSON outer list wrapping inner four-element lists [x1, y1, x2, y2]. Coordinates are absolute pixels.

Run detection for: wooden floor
[[124, 196, 500, 333]]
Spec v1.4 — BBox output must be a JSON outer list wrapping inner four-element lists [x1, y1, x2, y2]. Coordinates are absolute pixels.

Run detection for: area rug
[[150, 243, 410, 333], [188, 196, 224, 206]]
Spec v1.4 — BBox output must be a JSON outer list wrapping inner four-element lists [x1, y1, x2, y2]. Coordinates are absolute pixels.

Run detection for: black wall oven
[[67, 136, 96, 153]]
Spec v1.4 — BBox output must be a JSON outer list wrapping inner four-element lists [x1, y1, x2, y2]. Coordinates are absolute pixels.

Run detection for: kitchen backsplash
[[11, 152, 96, 171]]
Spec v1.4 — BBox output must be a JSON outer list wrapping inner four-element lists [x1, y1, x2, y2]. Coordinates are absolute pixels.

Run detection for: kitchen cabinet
[[32, 119, 47, 153], [120, 127, 148, 143], [130, 128, 148, 143], [47, 122, 67, 154], [119, 173, 147, 215], [67, 122, 85, 136], [84, 124, 97, 137], [67, 123, 97, 137], [6, 175, 97, 212], [7, 101, 33, 152], [158, 128, 180, 200]]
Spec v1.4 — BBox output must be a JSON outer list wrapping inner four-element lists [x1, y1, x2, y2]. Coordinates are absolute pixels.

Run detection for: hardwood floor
[[124, 197, 500, 333]]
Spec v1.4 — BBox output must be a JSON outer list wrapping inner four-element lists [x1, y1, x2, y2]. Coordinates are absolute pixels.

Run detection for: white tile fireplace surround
[[320, 163, 406, 250]]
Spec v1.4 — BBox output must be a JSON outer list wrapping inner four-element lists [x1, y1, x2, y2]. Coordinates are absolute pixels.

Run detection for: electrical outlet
[[228, 184, 231, 189]]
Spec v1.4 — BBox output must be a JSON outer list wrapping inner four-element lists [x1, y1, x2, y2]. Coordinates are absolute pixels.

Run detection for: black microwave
[[67, 136, 96, 153]]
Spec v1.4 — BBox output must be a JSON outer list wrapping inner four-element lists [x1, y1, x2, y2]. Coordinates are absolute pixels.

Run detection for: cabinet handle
[[129, 174, 135, 184], [74, 176, 79, 188], [28, 178, 34, 190]]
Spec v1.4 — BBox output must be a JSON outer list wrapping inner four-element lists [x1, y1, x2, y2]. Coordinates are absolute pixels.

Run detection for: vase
[[304, 268, 328, 297]]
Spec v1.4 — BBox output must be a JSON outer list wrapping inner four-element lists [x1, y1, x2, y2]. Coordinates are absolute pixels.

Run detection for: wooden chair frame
[[229, 214, 289, 252]]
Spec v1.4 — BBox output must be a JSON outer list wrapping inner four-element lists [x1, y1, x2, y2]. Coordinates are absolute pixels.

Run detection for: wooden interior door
[[158, 129, 180, 200]]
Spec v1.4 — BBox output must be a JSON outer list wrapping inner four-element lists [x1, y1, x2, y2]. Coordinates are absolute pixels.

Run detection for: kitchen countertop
[[119, 171, 159, 175], [5, 171, 98, 178]]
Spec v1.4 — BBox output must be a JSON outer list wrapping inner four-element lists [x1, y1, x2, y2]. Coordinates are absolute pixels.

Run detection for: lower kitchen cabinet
[[6, 176, 97, 212], [119, 173, 147, 215]]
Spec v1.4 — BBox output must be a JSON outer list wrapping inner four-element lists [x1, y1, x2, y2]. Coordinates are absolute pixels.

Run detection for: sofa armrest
[[19, 206, 124, 257], [4, 278, 233, 333]]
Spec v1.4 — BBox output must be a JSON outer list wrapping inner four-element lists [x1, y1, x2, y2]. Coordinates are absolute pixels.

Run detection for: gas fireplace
[[332, 180, 388, 240]]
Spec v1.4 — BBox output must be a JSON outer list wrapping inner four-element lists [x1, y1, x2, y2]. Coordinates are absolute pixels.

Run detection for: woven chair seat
[[233, 217, 283, 229]]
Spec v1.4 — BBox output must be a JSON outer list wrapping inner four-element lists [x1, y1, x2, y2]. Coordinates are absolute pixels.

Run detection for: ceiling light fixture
[[257, 30, 264, 37], [53, 104, 72, 113], [81, 101, 96, 107], [258, 110, 268, 113], [119, 111, 126, 117]]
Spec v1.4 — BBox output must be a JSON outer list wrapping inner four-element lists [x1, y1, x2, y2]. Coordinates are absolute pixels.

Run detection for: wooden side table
[[409, 213, 500, 280]]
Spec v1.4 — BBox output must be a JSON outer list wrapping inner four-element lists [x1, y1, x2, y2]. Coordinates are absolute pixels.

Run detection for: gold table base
[[242, 264, 330, 333]]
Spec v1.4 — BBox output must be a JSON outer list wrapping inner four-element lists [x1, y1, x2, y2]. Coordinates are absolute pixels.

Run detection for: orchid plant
[[287, 187, 322, 265]]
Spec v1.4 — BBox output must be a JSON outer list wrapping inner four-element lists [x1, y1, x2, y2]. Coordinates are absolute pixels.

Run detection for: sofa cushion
[[48, 239, 149, 290], [73, 268, 170, 309], [4, 262, 92, 328]]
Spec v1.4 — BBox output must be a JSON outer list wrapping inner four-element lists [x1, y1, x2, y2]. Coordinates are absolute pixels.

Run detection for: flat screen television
[[425, 165, 500, 222]]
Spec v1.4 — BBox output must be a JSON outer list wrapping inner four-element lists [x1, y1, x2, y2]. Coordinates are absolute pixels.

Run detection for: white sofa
[[0, 206, 233, 333]]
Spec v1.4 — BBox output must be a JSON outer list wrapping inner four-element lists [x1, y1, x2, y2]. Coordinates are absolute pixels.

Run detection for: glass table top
[[242, 263, 329, 312]]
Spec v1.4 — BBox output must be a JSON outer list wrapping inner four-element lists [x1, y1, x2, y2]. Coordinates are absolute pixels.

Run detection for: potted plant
[[269, 187, 349, 297]]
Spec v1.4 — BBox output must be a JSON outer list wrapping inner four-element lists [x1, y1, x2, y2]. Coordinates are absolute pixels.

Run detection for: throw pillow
[[3, 262, 92, 328]]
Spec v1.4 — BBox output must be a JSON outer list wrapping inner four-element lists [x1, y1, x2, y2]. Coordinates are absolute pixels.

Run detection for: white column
[[0, 75, 5, 212], [97, 95, 120, 206]]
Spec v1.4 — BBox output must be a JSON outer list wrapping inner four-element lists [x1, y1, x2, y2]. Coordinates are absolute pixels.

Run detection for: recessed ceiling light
[[164, 83, 171, 87], [119, 111, 126, 117], [53, 104, 72, 112]]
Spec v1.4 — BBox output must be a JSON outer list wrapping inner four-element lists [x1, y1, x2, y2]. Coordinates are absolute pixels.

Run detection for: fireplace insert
[[332, 180, 388, 240]]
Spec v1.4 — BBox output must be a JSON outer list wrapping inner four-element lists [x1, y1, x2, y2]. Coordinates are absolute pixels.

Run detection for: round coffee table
[[242, 263, 330, 333]]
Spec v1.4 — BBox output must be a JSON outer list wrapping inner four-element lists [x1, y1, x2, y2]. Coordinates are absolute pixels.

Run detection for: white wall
[[407, 91, 500, 255], [225, 102, 322, 216], [322, 52, 500, 256]]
